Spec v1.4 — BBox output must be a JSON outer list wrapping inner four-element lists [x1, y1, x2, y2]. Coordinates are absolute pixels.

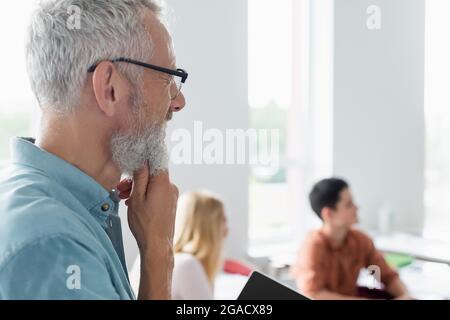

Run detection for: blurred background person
[[172, 191, 229, 299], [290, 178, 410, 300]]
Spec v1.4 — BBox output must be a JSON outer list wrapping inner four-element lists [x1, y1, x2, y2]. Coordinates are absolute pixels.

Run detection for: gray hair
[[26, 0, 165, 113]]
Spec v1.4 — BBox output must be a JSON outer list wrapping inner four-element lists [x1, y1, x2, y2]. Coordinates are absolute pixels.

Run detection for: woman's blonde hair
[[174, 191, 227, 285]]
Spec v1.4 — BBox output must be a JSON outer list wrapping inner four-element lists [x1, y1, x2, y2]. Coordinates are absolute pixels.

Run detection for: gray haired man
[[0, 0, 186, 299]]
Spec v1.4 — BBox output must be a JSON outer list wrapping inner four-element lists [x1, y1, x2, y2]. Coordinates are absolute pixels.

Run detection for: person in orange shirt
[[291, 178, 411, 300]]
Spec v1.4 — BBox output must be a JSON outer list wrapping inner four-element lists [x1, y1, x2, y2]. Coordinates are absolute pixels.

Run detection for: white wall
[[121, 0, 249, 268], [333, 0, 425, 233]]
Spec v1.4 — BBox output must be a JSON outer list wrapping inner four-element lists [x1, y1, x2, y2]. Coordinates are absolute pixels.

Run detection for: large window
[[248, 0, 318, 247], [0, 3, 39, 167], [248, 0, 292, 242], [248, 0, 292, 244], [424, 0, 450, 242]]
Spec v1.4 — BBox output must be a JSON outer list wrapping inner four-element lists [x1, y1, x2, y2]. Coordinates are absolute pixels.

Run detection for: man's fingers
[[147, 170, 178, 203], [172, 184, 179, 198], [148, 169, 170, 185], [132, 161, 150, 199]]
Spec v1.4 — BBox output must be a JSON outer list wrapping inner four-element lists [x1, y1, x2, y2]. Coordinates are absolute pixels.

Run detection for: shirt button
[[101, 203, 110, 212]]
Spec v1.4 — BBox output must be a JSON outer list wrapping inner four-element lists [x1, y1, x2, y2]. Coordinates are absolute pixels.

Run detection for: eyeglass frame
[[87, 57, 188, 100]]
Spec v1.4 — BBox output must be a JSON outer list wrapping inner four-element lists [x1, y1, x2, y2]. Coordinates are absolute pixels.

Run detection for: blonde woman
[[172, 191, 229, 300]]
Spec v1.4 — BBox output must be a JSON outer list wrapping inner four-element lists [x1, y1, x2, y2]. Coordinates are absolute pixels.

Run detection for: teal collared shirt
[[0, 137, 135, 300]]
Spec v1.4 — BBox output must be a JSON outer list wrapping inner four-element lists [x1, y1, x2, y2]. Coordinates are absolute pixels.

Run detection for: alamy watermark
[[66, 265, 81, 290], [367, 5, 382, 30], [170, 121, 281, 175], [67, 5, 82, 30], [366, 265, 382, 290]]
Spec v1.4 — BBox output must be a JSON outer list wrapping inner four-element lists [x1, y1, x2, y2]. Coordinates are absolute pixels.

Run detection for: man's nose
[[170, 92, 186, 112]]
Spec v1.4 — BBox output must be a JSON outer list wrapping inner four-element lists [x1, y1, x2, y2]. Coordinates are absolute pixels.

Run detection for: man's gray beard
[[110, 94, 169, 177]]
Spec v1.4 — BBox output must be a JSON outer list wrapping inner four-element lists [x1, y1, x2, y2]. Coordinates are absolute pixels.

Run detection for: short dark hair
[[309, 178, 349, 220]]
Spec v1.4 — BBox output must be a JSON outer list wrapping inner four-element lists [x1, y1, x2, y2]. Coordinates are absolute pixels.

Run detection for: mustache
[[166, 111, 173, 121]]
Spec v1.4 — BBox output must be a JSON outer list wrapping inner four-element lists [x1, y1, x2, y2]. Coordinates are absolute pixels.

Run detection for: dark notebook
[[237, 271, 309, 300]]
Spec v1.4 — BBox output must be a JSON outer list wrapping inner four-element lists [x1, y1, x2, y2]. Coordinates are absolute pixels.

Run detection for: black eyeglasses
[[88, 57, 188, 100]]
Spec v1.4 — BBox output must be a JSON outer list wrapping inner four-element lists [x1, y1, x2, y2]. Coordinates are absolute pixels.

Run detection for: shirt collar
[[10, 137, 120, 220]]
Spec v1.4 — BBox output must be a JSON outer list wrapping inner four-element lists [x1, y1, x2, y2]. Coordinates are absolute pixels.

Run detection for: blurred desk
[[372, 232, 450, 299], [249, 232, 450, 268], [248, 232, 450, 299], [372, 232, 450, 265], [398, 261, 450, 300]]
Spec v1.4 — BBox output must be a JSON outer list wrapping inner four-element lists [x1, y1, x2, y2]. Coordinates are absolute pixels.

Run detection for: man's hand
[[119, 162, 179, 300]]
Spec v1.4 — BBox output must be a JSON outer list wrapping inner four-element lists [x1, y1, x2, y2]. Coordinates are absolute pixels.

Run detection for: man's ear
[[92, 61, 120, 117], [321, 207, 332, 222]]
